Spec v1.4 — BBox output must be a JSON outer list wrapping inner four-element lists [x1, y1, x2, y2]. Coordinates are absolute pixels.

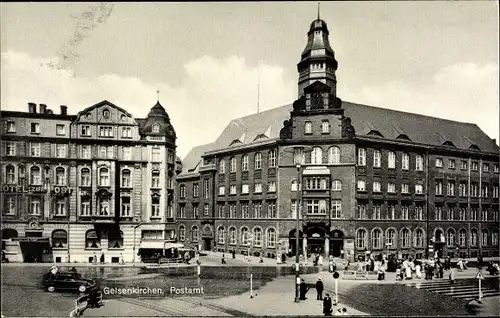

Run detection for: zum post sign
[[1, 185, 73, 195]]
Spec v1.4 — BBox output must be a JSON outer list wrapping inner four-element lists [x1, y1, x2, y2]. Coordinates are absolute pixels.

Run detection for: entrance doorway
[[330, 230, 344, 257], [288, 229, 303, 256], [307, 231, 325, 256], [203, 238, 212, 251]]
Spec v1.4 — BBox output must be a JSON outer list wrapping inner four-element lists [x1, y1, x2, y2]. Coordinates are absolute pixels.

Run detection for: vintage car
[[42, 272, 96, 293]]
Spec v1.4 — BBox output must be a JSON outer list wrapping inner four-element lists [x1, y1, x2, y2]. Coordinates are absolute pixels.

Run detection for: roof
[[179, 142, 216, 176], [180, 101, 498, 171]]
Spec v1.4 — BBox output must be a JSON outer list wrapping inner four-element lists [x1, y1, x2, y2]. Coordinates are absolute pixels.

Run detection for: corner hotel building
[[176, 16, 499, 262]]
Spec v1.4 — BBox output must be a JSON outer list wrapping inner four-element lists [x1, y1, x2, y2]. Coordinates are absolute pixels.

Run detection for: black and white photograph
[[1, 1, 499, 317]]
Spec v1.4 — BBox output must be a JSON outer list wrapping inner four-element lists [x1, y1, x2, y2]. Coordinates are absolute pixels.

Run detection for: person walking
[[316, 277, 324, 300], [323, 293, 333, 316], [299, 278, 308, 300], [100, 253, 105, 264], [221, 254, 226, 264], [449, 266, 456, 284], [92, 253, 97, 265]]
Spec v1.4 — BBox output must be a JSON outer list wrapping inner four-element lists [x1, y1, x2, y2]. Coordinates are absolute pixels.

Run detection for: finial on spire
[[317, 2, 320, 19], [156, 90, 160, 102]]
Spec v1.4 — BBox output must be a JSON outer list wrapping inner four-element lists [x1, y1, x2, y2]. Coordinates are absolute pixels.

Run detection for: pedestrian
[[395, 266, 402, 281], [299, 278, 308, 300], [449, 266, 456, 284], [323, 293, 333, 316], [222, 254, 226, 264], [318, 254, 324, 267], [92, 253, 97, 265], [438, 262, 444, 278], [184, 252, 190, 264], [232, 250, 236, 259], [119, 253, 124, 265], [315, 277, 324, 300], [415, 263, 422, 279], [100, 253, 105, 264], [259, 255, 264, 263]]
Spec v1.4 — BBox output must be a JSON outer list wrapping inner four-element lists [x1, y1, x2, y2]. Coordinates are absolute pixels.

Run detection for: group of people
[[91, 252, 125, 265], [298, 277, 347, 316]]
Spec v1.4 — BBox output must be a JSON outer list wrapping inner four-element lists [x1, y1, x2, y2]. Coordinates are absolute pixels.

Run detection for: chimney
[[46, 109, 54, 114], [39, 104, 47, 113], [28, 102, 37, 113], [60, 105, 68, 115]]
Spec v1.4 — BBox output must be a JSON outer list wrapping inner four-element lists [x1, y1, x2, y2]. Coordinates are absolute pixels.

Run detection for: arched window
[[85, 230, 101, 248], [99, 167, 109, 186], [108, 231, 124, 249], [328, 147, 340, 164], [253, 228, 263, 247], [266, 228, 276, 248], [219, 160, 225, 173], [371, 229, 382, 249], [151, 170, 160, 188], [482, 230, 489, 246], [230, 157, 237, 172], [229, 227, 236, 245], [471, 229, 478, 246], [254, 153, 262, 170], [291, 180, 301, 191], [121, 169, 131, 188], [51, 230, 68, 248], [492, 230, 499, 246], [386, 229, 396, 247], [218, 227, 225, 244], [81, 168, 90, 186], [311, 147, 323, 164], [55, 167, 65, 186], [459, 229, 466, 246], [401, 229, 410, 248], [414, 229, 424, 248], [241, 155, 249, 171], [30, 166, 41, 185], [356, 229, 366, 249], [332, 180, 342, 191], [446, 229, 455, 246], [241, 227, 250, 245], [152, 123, 160, 133], [192, 226, 199, 242], [6, 165, 15, 184], [179, 226, 185, 241], [268, 150, 277, 167]]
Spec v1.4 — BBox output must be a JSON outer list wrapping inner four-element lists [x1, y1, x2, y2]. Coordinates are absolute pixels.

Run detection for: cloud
[[342, 62, 499, 144], [0, 51, 295, 158]]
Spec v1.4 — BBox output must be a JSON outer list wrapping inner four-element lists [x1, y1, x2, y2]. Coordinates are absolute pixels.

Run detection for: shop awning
[[165, 242, 184, 249], [139, 241, 184, 249]]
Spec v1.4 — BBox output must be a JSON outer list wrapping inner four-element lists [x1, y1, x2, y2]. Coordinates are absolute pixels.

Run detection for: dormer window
[[152, 124, 160, 133], [103, 109, 110, 119]]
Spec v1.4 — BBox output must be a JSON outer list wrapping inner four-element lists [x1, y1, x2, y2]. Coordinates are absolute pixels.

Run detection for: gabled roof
[[179, 142, 216, 176]]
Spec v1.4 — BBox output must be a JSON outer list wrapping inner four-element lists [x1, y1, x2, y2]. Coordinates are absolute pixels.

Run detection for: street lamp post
[[132, 223, 142, 265]]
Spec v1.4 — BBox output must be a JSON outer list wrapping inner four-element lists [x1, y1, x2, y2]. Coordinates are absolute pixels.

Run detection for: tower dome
[[143, 100, 176, 140]]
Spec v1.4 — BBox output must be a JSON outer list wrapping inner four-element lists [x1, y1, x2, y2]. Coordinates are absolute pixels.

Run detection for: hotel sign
[[1, 185, 73, 195]]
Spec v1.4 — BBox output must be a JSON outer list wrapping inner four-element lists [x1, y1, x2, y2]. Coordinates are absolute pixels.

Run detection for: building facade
[[1, 100, 181, 263], [177, 17, 500, 262]]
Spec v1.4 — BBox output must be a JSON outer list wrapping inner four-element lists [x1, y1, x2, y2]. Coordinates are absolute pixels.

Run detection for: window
[[435, 206, 442, 220], [415, 206, 423, 220], [357, 148, 366, 166], [218, 186, 225, 196], [6, 165, 15, 184], [494, 164, 499, 173], [51, 230, 67, 248], [219, 160, 225, 173], [6, 142, 16, 156], [241, 155, 249, 171], [85, 230, 101, 248], [291, 180, 302, 191], [229, 185, 237, 195], [459, 181, 467, 196], [481, 209, 488, 221], [448, 207, 455, 221], [372, 205, 381, 220], [448, 159, 456, 169], [332, 180, 342, 191], [178, 184, 185, 198], [30, 166, 41, 185], [372, 181, 381, 193], [241, 203, 249, 218], [268, 201, 277, 218], [108, 231, 123, 249], [321, 120, 329, 133], [254, 228, 263, 247], [435, 180, 443, 195], [254, 183, 262, 193], [81, 199, 91, 216], [459, 230, 466, 246], [30, 197, 41, 215], [99, 146, 106, 158], [179, 226, 185, 241], [305, 177, 328, 190], [305, 121, 312, 134], [204, 179, 209, 199], [241, 184, 249, 194], [204, 204, 209, 216], [55, 167, 65, 186], [151, 171, 160, 188], [193, 205, 199, 219], [191, 184, 199, 197], [121, 127, 132, 138], [401, 183, 409, 194], [241, 228, 250, 245], [401, 206, 409, 220], [151, 148, 161, 162], [481, 184, 489, 198], [218, 227, 225, 244], [31, 122, 40, 134], [120, 197, 131, 216], [56, 124, 65, 136], [55, 144, 66, 158], [99, 126, 113, 137], [30, 143, 41, 157], [415, 155, 424, 171], [81, 125, 91, 136], [310, 147, 323, 164], [291, 200, 299, 219], [471, 162, 479, 171], [254, 202, 262, 218], [401, 229, 410, 248], [459, 208, 466, 221], [331, 200, 342, 219], [373, 150, 381, 168], [266, 228, 276, 248], [121, 170, 131, 188], [254, 153, 262, 170], [151, 197, 160, 217], [371, 229, 382, 249], [415, 229, 424, 248], [192, 226, 199, 242], [460, 160, 468, 170], [386, 183, 395, 193], [178, 206, 186, 218], [120, 146, 131, 160], [386, 229, 396, 246], [293, 148, 305, 165], [306, 199, 327, 215], [388, 152, 396, 169], [415, 184, 423, 195], [229, 204, 236, 218], [356, 229, 366, 249], [99, 168, 110, 186], [447, 181, 455, 196], [357, 180, 366, 191], [152, 124, 160, 133], [470, 183, 478, 197], [493, 186, 499, 198], [388, 205, 395, 220], [357, 204, 366, 219], [435, 158, 443, 168], [7, 121, 15, 133], [268, 150, 277, 167], [55, 199, 66, 216], [402, 153, 410, 170], [81, 145, 91, 159], [470, 207, 478, 221], [327, 147, 340, 164], [268, 181, 276, 192], [492, 231, 499, 246], [446, 230, 455, 246], [230, 157, 237, 172], [217, 204, 225, 218]]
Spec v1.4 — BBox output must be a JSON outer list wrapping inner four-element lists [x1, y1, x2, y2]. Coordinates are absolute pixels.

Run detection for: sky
[[1, 2, 499, 158]]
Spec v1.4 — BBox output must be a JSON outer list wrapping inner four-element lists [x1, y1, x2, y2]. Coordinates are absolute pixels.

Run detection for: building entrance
[[330, 230, 344, 257], [203, 238, 212, 251], [288, 229, 303, 256]]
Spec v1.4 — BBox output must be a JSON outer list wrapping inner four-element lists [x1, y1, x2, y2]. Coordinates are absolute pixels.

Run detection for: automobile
[[42, 272, 96, 293]]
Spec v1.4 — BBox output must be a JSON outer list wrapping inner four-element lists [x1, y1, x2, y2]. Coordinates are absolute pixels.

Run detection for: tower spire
[[317, 2, 320, 19]]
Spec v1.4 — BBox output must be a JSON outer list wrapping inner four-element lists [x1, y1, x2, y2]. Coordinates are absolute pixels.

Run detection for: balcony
[[199, 164, 216, 172]]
